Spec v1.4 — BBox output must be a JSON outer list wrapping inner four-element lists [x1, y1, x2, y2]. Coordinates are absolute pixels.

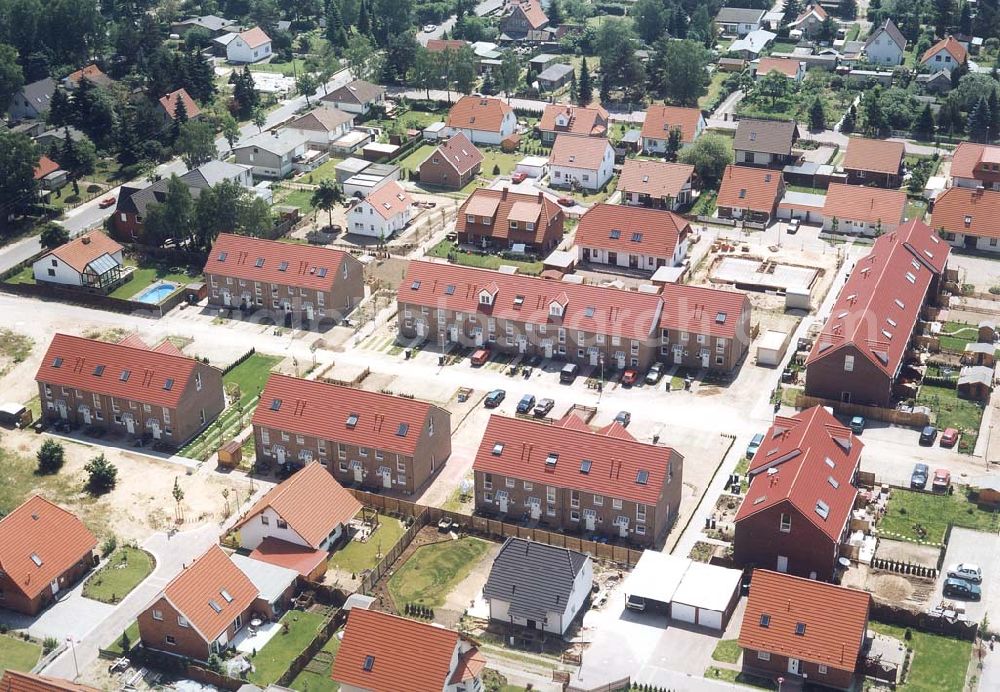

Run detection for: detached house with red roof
[[787, 3, 828, 37], [949, 141, 1000, 189], [445, 95, 516, 145], [0, 495, 97, 615], [31, 231, 125, 292], [739, 570, 871, 690], [805, 220, 950, 406], [617, 159, 695, 210], [203, 234, 365, 324], [733, 407, 862, 581], [225, 26, 271, 63], [138, 545, 258, 661], [474, 414, 683, 546], [157, 88, 201, 127], [920, 35, 967, 74], [575, 203, 691, 271], [253, 374, 452, 495], [36, 333, 225, 446], [233, 462, 362, 580], [716, 165, 785, 224], [752, 57, 806, 82], [639, 105, 705, 155], [549, 134, 615, 191], [33, 155, 67, 193], [843, 137, 904, 187], [331, 608, 485, 692], [822, 183, 906, 237], [417, 133, 483, 190], [499, 0, 548, 40], [350, 181, 413, 239], [933, 185, 1000, 253], [456, 187, 564, 253], [658, 283, 752, 372], [538, 104, 609, 144]]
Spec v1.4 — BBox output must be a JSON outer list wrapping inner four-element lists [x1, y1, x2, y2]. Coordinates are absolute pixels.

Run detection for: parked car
[[850, 416, 866, 434], [940, 427, 959, 448], [276, 462, 302, 480], [910, 463, 929, 489], [516, 394, 536, 414], [557, 196, 575, 207], [423, 23, 437, 32], [533, 398, 554, 417], [947, 563, 983, 584], [645, 362, 663, 385], [625, 594, 646, 612], [786, 218, 800, 234], [511, 171, 528, 183], [943, 577, 982, 600], [484, 389, 506, 408], [559, 363, 580, 383], [932, 468, 952, 492], [98, 196, 116, 208], [746, 433, 764, 459], [614, 410, 631, 427], [470, 348, 490, 366], [621, 368, 639, 386], [919, 426, 937, 446]]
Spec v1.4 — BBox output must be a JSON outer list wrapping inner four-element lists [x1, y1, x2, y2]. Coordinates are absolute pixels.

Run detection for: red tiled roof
[[399, 260, 664, 342], [116, 334, 182, 355], [756, 57, 802, 78], [0, 496, 96, 601], [331, 609, 466, 692], [234, 462, 361, 548], [843, 137, 904, 175], [717, 165, 783, 214], [596, 421, 636, 440], [204, 234, 355, 292], [456, 187, 563, 247], [252, 373, 444, 457], [539, 104, 609, 137], [34, 155, 60, 180], [248, 537, 328, 577], [36, 333, 210, 409], [658, 283, 750, 339], [554, 413, 590, 431], [474, 415, 680, 505], [794, 3, 828, 22], [450, 647, 487, 684], [949, 141, 1000, 182], [0, 671, 99, 692], [617, 159, 694, 201], [806, 220, 949, 376], [735, 407, 861, 542], [160, 545, 257, 642], [575, 203, 689, 259], [158, 88, 201, 120], [740, 570, 871, 670], [932, 186, 1000, 240], [66, 65, 109, 86], [507, 0, 548, 29], [45, 232, 122, 274], [549, 134, 612, 170], [921, 35, 967, 65], [239, 26, 271, 48], [447, 95, 513, 134], [424, 133, 483, 177], [363, 181, 412, 220], [640, 105, 703, 144], [822, 183, 906, 225], [426, 39, 469, 52]]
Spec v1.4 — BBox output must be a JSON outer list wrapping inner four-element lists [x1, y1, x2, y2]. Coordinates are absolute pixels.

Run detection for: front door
[[618, 516, 629, 538], [518, 336, 527, 354], [416, 321, 426, 338], [57, 401, 67, 419], [498, 491, 509, 513], [304, 303, 314, 320], [222, 290, 231, 306], [543, 340, 553, 358], [673, 345, 683, 365], [382, 467, 392, 488], [474, 328, 484, 347], [788, 658, 800, 675], [353, 461, 363, 483], [608, 251, 617, 265], [615, 351, 626, 369], [584, 509, 596, 531], [150, 420, 161, 440], [777, 555, 789, 573], [841, 391, 852, 403], [50, 578, 60, 596], [80, 406, 91, 425], [530, 501, 541, 520], [701, 349, 710, 368], [275, 446, 286, 465], [124, 415, 135, 434], [449, 326, 459, 343], [589, 347, 599, 366]]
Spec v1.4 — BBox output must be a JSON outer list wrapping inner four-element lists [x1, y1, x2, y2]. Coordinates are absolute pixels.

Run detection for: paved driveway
[[934, 527, 1000, 624], [0, 579, 115, 641]]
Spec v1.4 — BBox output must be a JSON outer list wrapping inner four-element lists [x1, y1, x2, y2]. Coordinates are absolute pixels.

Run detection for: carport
[[623, 551, 690, 613], [669, 562, 743, 631]]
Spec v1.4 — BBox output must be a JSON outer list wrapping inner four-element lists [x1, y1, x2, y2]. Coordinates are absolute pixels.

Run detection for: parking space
[[935, 527, 1000, 624], [856, 425, 988, 489]]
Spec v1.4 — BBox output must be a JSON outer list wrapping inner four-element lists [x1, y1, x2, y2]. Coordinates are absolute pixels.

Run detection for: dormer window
[[479, 290, 494, 306], [549, 302, 563, 317]]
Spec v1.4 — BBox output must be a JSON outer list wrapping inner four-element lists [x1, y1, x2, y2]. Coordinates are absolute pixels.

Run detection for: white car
[[947, 563, 983, 584], [423, 24, 438, 32]]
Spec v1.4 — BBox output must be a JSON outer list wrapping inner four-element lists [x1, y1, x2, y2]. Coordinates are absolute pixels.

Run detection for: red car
[[98, 196, 116, 208], [932, 468, 952, 491], [940, 428, 959, 448], [511, 171, 528, 183], [621, 368, 639, 386], [557, 196, 575, 207]]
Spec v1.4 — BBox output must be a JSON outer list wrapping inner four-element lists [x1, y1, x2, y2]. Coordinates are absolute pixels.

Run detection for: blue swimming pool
[[135, 282, 177, 304]]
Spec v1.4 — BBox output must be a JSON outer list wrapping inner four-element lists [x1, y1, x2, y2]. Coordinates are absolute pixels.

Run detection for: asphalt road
[[417, 0, 504, 45]]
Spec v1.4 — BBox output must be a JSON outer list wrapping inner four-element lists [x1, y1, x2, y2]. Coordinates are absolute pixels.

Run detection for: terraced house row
[[397, 260, 752, 372]]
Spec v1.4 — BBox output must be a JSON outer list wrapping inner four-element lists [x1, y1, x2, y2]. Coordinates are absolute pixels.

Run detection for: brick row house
[[0, 495, 97, 615], [842, 137, 904, 187], [574, 203, 692, 272], [739, 570, 872, 690], [733, 406, 862, 581], [473, 414, 684, 547], [252, 373, 452, 496], [617, 159, 696, 211], [417, 133, 483, 190], [537, 104, 609, 144], [805, 220, 950, 406], [455, 187, 565, 254], [658, 283, 752, 372], [203, 234, 365, 325], [36, 333, 225, 446]]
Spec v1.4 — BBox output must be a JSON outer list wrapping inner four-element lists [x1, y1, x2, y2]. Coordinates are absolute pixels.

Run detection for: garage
[[670, 602, 696, 624], [669, 562, 743, 632], [756, 329, 790, 366], [777, 190, 826, 224], [622, 551, 690, 615]]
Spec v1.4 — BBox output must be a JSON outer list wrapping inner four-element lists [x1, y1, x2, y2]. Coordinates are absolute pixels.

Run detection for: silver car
[[947, 563, 983, 584]]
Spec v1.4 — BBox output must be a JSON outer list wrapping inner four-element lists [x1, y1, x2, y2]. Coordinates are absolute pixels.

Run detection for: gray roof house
[[715, 7, 766, 36], [536, 64, 575, 92], [170, 15, 232, 35], [319, 80, 386, 115], [482, 538, 593, 636], [232, 130, 315, 179], [734, 118, 800, 167], [8, 78, 55, 121]]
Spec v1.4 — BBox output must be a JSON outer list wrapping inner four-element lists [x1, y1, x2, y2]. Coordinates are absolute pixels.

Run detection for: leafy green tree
[[221, 113, 241, 151], [452, 46, 478, 95], [665, 127, 682, 162], [382, 32, 419, 85], [648, 38, 710, 106], [48, 87, 73, 127], [687, 6, 714, 47], [345, 35, 383, 83], [411, 47, 444, 99], [679, 134, 733, 186], [252, 109, 267, 133], [0, 43, 24, 114], [913, 103, 936, 140], [0, 130, 39, 226], [84, 453, 118, 495], [935, 0, 955, 37], [497, 51, 521, 101], [841, 104, 857, 133], [144, 175, 194, 247], [297, 73, 319, 107], [59, 130, 97, 196], [578, 57, 592, 106], [569, 69, 578, 103], [39, 222, 69, 250], [237, 196, 273, 237], [989, 89, 1000, 141], [783, 0, 804, 24], [548, 0, 563, 25], [632, 0, 669, 44], [809, 96, 826, 131], [175, 120, 217, 169], [37, 438, 65, 474], [311, 179, 342, 229], [818, 16, 836, 41], [757, 71, 789, 105], [862, 88, 888, 137], [172, 95, 188, 139], [960, 1, 973, 34], [838, 0, 858, 19]]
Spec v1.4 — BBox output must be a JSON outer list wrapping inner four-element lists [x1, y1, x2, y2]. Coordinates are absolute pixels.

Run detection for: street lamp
[[598, 355, 605, 404], [66, 635, 79, 679]]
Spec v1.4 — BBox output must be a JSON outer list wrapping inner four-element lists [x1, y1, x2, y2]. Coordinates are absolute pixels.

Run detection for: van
[[625, 594, 647, 612], [0, 402, 30, 429], [559, 363, 580, 383], [470, 348, 490, 366]]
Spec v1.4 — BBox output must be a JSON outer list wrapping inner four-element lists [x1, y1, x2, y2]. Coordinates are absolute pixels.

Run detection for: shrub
[[42, 637, 58, 654], [36, 439, 66, 474], [84, 453, 118, 495], [101, 534, 118, 557]]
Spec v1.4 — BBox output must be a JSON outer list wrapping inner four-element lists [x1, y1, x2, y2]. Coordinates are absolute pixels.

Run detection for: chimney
[[81, 235, 91, 245], [501, 187, 508, 200], [272, 129, 279, 137], [538, 191, 544, 203]]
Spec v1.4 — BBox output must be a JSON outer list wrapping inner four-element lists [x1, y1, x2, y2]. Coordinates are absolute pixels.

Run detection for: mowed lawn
[[398, 144, 436, 174], [327, 516, 405, 575], [870, 622, 971, 692], [249, 610, 328, 686], [225, 353, 282, 405], [0, 634, 42, 674], [387, 537, 490, 609], [879, 487, 1000, 543], [110, 262, 200, 300], [480, 149, 520, 177], [289, 629, 341, 692], [427, 240, 543, 275], [916, 384, 985, 454], [83, 545, 155, 604]]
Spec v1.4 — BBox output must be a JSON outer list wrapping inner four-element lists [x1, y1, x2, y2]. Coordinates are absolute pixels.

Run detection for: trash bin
[[405, 349, 411, 359], [438, 355, 445, 366]]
